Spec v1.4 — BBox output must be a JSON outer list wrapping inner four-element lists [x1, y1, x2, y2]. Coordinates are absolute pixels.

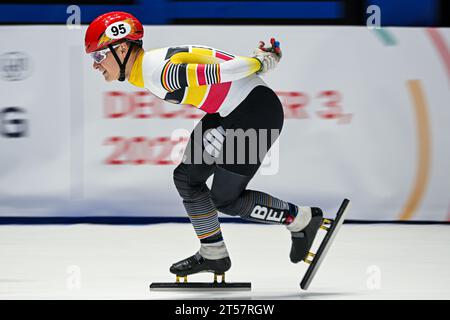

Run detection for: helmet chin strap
[[109, 42, 135, 82]]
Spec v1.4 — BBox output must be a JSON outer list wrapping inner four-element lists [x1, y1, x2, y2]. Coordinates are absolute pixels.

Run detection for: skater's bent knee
[[173, 163, 189, 185], [173, 163, 208, 200], [212, 200, 240, 217], [210, 192, 242, 216]]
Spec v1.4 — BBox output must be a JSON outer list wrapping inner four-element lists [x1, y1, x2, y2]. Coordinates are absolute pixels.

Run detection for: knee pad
[[210, 166, 252, 216]]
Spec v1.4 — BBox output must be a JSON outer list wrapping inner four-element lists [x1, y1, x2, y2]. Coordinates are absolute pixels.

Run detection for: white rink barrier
[[0, 26, 449, 221]]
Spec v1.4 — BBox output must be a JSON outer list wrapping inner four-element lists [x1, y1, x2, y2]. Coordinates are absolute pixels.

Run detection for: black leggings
[[184, 85, 283, 174], [173, 86, 293, 243]]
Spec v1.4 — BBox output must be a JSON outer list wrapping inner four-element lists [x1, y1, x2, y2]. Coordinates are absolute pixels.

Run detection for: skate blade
[[149, 282, 251, 291], [300, 198, 350, 290]]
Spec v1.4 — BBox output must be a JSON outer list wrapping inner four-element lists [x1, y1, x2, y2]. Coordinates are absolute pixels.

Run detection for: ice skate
[[298, 199, 350, 290], [150, 252, 251, 291], [289, 207, 324, 263]]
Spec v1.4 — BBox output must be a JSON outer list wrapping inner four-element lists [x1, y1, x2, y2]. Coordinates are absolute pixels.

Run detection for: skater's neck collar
[[128, 49, 145, 88]]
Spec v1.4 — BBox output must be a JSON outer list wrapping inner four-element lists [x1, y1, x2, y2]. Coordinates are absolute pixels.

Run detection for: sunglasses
[[91, 44, 120, 64]]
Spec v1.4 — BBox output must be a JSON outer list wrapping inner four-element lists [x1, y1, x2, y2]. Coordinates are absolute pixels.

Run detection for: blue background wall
[[0, 0, 445, 26]]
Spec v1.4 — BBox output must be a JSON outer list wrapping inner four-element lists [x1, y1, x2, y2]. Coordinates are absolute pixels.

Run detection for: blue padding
[[0, 1, 342, 24], [0, 3, 169, 24], [0, 216, 250, 225], [170, 1, 343, 19], [0, 217, 448, 225], [366, 0, 438, 26]]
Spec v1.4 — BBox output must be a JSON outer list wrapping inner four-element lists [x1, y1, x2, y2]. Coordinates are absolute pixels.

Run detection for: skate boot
[[151, 251, 250, 290], [288, 207, 323, 263], [170, 252, 231, 278]]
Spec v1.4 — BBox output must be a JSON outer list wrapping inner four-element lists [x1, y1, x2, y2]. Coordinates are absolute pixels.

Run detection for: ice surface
[[0, 223, 449, 299]]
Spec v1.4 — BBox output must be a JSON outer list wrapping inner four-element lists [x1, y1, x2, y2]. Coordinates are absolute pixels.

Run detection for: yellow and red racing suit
[[128, 45, 266, 116]]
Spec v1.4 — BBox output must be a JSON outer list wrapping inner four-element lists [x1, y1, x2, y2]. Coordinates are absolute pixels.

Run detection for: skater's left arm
[[162, 54, 262, 90], [160, 41, 281, 92]]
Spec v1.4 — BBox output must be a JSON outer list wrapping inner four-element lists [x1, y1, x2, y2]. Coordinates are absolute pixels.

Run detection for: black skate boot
[[170, 252, 231, 277], [290, 207, 323, 263], [151, 251, 250, 291]]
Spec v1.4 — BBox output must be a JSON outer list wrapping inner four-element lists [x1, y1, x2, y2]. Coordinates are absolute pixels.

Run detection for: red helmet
[[85, 11, 144, 54]]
